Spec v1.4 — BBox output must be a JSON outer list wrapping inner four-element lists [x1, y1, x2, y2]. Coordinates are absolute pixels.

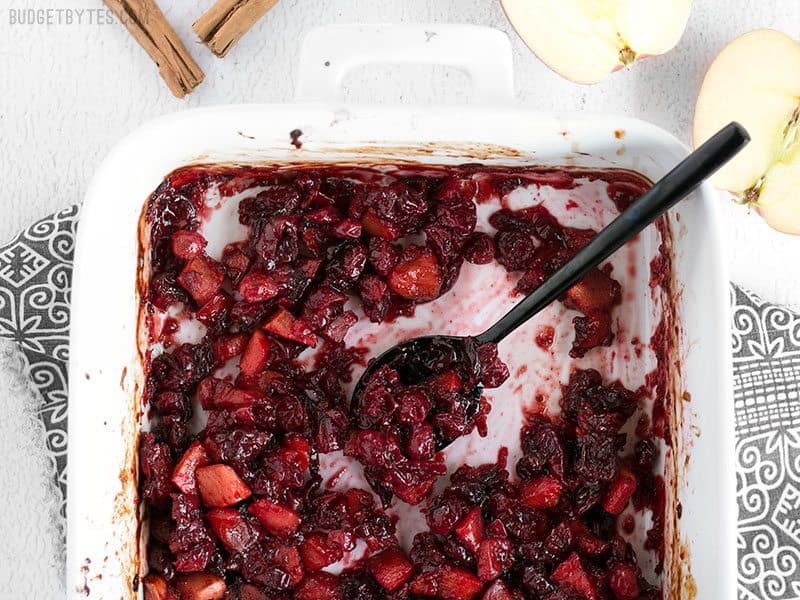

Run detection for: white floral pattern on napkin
[[732, 285, 800, 600], [0, 205, 78, 517]]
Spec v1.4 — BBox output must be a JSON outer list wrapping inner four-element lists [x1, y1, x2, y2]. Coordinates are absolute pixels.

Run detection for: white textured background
[[1, 0, 799, 307]]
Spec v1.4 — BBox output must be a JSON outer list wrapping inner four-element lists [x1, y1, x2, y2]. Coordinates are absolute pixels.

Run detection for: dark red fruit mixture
[[141, 164, 662, 599], [410, 370, 660, 600], [346, 338, 509, 506]]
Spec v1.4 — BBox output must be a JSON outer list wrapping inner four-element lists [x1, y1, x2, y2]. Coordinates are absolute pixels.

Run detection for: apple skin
[[500, 0, 692, 84]]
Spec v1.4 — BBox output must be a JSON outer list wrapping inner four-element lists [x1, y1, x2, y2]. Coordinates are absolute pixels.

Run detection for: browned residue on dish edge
[[107, 202, 153, 600], [657, 215, 697, 600], [306, 141, 528, 160], [191, 141, 530, 165]]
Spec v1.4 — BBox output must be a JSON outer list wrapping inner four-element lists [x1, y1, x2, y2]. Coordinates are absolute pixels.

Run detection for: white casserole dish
[[66, 24, 734, 599]]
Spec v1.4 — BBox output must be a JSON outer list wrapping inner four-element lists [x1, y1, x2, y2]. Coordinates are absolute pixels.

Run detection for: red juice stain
[[649, 243, 671, 289], [636, 414, 651, 439], [607, 175, 651, 212], [621, 514, 635, 534], [645, 476, 667, 572], [535, 326, 555, 349], [164, 318, 180, 334], [647, 316, 671, 441], [496, 446, 509, 468], [326, 467, 347, 489], [630, 336, 643, 358]]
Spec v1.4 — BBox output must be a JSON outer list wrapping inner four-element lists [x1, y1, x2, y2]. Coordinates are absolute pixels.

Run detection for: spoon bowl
[[349, 122, 750, 451], [352, 335, 484, 449]]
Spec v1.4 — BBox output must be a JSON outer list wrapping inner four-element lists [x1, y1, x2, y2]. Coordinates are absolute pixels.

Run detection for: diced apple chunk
[[300, 532, 343, 571], [608, 563, 640, 600], [388, 248, 442, 300], [239, 330, 271, 376], [563, 269, 621, 315], [197, 377, 257, 410], [273, 544, 305, 587], [454, 507, 485, 554], [248, 498, 301, 537], [178, 254, 225, 305], [368, 547, 415, 592], [551, 552, 597, 600], [143, 574, 171, 600], [262, 307, 317, 347], [520, 475, 563, 509], [171, 441, 210, 495], [238, 271, 281, 303], [175, 572, 226, 600], [211, 333, 249, 363], [482, 580, 515, 600], [477, 537, 514, 582], [206, 507, 259, 552], [195, 464, 251, 507], [602, 469, 638, 515], [438, 566, 484, 600], [362, 209, 401, 240], [172, 229, 207, 261]]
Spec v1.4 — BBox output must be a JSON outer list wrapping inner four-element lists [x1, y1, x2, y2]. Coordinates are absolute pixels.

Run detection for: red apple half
[[693, 29, 800, 234], [501, 0, 692, 84]]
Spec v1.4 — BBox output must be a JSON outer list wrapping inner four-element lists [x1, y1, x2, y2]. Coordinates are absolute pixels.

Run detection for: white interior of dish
[[67, 105, 735, 599]]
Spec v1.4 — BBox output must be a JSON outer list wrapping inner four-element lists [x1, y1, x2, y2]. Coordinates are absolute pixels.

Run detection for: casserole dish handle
[[295, 24, 515, 105]]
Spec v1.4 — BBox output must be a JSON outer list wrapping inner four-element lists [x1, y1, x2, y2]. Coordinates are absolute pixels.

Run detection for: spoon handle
[[474, 121, 749, 347]]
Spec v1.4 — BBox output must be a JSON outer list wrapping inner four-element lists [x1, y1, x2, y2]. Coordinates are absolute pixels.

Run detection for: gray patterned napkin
[[731, 286, 800, 600], [0, 208, 797, 599], [0, 206, 78, 517]]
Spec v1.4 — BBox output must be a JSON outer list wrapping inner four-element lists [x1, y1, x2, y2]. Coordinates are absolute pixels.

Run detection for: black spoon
[[351, 122, 749, 448]]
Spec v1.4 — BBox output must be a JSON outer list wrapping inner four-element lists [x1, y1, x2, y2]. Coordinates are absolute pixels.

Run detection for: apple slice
[[175, 573, 226, 600], [501, 0, 692, 83], [694, 29, 800, 234]]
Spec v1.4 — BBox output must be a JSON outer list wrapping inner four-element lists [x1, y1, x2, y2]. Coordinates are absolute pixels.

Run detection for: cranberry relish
[[140, 164, 664, 600]]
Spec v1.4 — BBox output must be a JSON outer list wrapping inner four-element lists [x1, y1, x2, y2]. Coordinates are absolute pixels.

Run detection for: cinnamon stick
[[193, 0, 279, 58], [103, 0, 204, 98]]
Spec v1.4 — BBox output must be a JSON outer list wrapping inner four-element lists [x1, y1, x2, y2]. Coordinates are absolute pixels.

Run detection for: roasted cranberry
[[150, 272, 189, 310], [395, 388, 431, 425], [325, 242, 368, 291], [358, 275, 391, 323], [495, 231, 537, 271], [463, 232, 496, 264], [477, 343, 510, 388], [139, 433, 173, 507], [150, 342, 214, 392], [367, 237, 400, 277], [239, 185, 301, 224], [634, 439, 658, 473]]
